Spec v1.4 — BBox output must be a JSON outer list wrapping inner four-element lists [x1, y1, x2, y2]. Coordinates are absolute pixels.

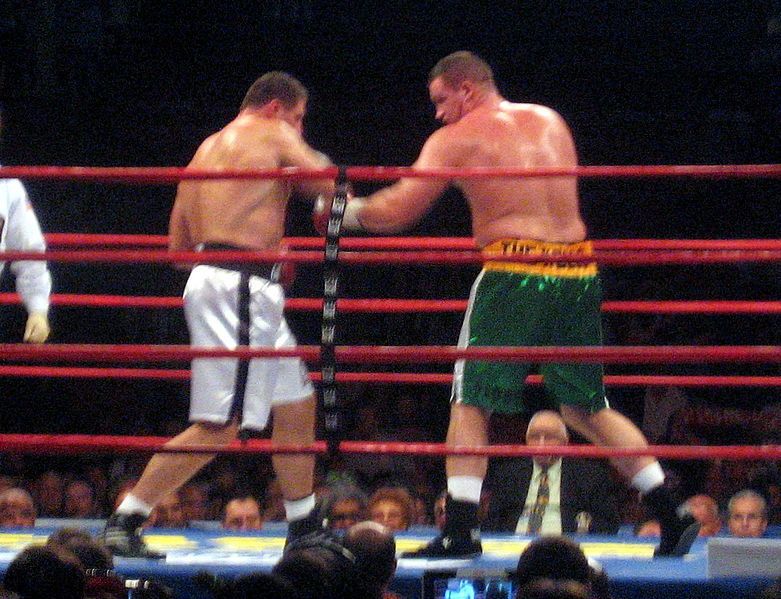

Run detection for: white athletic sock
[[448, 476, 483, 504], [116, 494, 153, 517], [284, 493, 316, 521], [631, 462, 665, 494]]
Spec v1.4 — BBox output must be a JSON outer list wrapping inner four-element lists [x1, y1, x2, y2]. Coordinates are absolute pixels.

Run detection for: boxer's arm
[[345, 132, 451, 234], [278, 125, 334, 199]]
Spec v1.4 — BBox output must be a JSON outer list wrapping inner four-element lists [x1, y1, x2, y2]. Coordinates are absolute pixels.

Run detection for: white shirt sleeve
[[2, 179, 52, 314]]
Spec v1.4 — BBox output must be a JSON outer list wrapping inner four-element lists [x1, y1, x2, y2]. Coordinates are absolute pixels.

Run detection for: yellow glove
[[24, 311, 50, 343]]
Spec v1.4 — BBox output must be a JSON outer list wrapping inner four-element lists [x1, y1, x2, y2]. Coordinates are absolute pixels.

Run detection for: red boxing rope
[[0, 433, 778, 460], [1, 343, 780, 364], [285, 237, 781, 251], [5, 248, 781, 265], [2, 293, 780, 314], [43, 234, 781, 252], [2, 164, 781, 183], [1, 365, 781, 388]]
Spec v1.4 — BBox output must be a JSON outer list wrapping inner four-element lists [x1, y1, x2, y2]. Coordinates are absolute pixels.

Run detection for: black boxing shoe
[[641, 485, 701, 557], [101, 512, 165, 559], [401, 531, 483, 559], [654, 513, 700, 557], [285, 508, 324, 548], [401, 495, 482, 559]]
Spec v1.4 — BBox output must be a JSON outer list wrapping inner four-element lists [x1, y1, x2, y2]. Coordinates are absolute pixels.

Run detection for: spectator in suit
[[728, 489, 768, 538], [484, 411, 620, 535]]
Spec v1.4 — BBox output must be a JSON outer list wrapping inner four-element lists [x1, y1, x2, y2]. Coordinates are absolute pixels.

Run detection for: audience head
[[33, 470, 64, 517], [728, 489, 768, 538], [218, 571, 298, 598], [514, 536, 592, 589], [47, 527, 114, 570], [318, 484, 368, 530], [151, 491, 187, 528], [516, 579, 596, 599], [63, 479, 96, 518], [272, 531, 363, 599], [0, 488, 36, 527], [634, 519, 660, 537], [222, 496, 263, 531], [367, 486, 413, 532], [180, 481, 211, 522], [526, 411, 569, 468], [513, 535, 610, 598], [4, 544, 86, 599], [683, 494, 722, 536], [342, 521, 397, 599]]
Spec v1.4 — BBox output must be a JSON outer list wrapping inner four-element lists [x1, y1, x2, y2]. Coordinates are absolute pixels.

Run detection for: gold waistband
[[482, 239, 598, 278]]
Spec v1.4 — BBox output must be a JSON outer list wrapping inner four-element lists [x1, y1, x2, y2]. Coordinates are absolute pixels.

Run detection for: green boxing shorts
[[451, 239, 609, 414]]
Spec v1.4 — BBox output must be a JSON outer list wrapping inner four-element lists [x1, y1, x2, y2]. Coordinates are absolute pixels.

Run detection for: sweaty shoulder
[[190, 116, 293, 169]]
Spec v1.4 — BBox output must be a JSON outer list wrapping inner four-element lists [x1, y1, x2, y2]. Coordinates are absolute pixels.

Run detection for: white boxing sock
[[631, 462, 665, 494], [116, 494, 153, 517], [284, 493, 316, 521], [448, 476, 483, 504]]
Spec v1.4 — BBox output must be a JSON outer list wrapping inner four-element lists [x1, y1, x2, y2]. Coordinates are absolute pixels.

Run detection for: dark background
[[0, 0, 780, 437]]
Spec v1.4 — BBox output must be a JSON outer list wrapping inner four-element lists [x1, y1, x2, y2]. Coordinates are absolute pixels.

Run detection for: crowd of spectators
[[0, 336, 781, 539]]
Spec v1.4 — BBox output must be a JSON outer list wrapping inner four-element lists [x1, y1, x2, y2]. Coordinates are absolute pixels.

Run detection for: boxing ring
[[0, 163, 781, 598]]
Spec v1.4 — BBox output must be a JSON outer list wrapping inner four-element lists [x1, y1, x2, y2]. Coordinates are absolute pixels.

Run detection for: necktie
[[527, 466, 550, 534]]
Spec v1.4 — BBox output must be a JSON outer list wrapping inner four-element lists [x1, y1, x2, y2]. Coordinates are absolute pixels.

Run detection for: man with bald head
[[484, 410, 620, 535]]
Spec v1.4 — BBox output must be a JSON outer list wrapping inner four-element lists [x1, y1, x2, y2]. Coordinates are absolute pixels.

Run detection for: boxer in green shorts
[[320, 51, 700, 559]]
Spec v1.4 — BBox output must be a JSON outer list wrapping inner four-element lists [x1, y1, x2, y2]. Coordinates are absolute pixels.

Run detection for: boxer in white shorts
[[101, 71, 334, 558]]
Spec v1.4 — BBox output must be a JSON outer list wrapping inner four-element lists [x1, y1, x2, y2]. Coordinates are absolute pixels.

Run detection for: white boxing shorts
[[183, 264, 314, 431]]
